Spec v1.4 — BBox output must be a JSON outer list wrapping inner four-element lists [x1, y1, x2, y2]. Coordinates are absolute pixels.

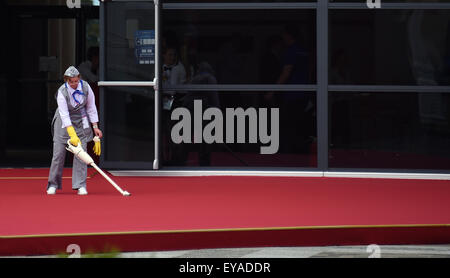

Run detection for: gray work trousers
[[47, 141, 88, 190]]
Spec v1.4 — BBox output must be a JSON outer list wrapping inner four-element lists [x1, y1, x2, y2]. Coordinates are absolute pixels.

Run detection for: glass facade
[[101, 1, 157, 168], [165, 0, 314, 2], [329, 9, 450, 85], [105, 1, 156, 81], [162, 9, 316, 85], [332, 0, 450, 2], [1, 0, 449, 173], [329, 92, 450, 170], [104, 86, 155, 162], [162, 91, 317, 167], [98, 1, 450, 172]]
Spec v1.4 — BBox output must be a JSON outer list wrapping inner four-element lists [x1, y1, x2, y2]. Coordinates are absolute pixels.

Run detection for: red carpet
[[0, 168, 449, 255]]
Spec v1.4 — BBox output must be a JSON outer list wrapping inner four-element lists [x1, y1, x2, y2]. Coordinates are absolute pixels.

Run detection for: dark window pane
[[162, 91, 317, 167], [4, 0, 101, 5], [105, 2, 155, 81], [330, 10, 450, 85], [331, 0, 450, 2], [163, 9, 316, 85], [165, 0, 313, 2], [104, 87, 154, 162], [329, 92, 450, 170]]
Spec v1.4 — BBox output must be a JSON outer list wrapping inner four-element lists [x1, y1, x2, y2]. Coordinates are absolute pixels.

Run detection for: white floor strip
[[109, 170, 323, 177], [109, 170, 450, 180], [324, 172, 450, 180]]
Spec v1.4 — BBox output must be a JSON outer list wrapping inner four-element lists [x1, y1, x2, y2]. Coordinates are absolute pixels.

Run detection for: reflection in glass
[[163, 9, 316, 85], [165, 0, 313, 2], [104, 87, 154, 162], [330, 10, 450, 85], [105, 2, 155, 81], [329, 92, 450, 170], [331, 0, 449, 2], [5, 0, 102, 5], [162, 91, 317, 167]]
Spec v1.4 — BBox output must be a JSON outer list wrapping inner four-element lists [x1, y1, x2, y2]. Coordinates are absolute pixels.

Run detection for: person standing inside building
[[46, 66, 102, 195], [276, 24, 313, 154], [162, 45, 187, 110], [161, 45, 187, 164]]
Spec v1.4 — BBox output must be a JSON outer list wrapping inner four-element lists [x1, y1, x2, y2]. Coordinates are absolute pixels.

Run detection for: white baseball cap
[[64, 66, 80, 77]]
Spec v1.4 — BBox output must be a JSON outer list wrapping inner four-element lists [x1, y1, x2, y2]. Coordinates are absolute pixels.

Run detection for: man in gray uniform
[[47, 66, 102, 195]]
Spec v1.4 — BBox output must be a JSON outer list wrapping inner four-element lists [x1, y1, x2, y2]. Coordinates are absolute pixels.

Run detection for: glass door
[[99, 0, 161, 169]]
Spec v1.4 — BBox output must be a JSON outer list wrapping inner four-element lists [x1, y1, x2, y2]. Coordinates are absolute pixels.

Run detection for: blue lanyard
[[65, 80, 85, 105]]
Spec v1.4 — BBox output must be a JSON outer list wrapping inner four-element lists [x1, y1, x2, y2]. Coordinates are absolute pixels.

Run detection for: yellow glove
[[93, 136, 101, 156], [66, 126, 80, 146]]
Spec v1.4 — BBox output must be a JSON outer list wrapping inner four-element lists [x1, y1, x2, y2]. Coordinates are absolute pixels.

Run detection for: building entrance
[[0, 2, 99, 167]]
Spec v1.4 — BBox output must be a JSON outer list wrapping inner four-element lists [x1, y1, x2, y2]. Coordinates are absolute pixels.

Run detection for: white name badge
[[82, 116, 90, 129]]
